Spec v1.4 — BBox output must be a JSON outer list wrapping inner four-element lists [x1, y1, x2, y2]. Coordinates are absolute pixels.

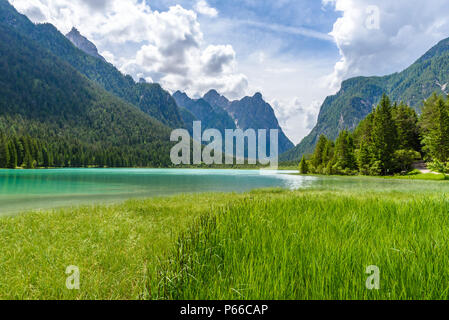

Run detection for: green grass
[[157, 189, 449, 300], [390, 173, 448, 180], [0, 193, 242, 299], [296, 172, 448, 181], [2, 182, 449, 300]]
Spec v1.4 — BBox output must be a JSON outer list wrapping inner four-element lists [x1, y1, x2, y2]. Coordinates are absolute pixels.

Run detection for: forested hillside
[[0, 0, 183, 128], [0, 21, 172, 168]]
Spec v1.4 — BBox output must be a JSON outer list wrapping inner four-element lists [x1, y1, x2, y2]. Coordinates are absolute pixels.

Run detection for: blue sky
[[10, 0, 449, 143], [150, 0, 340, 60]]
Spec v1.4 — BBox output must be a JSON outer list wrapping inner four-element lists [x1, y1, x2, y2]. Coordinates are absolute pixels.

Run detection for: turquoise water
[[0, 169, 308, 215], [1, 169, 448, 215]]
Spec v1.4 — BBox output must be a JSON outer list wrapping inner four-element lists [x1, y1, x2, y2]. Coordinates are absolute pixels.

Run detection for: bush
[[369, 161, 382, 176], [393, 149, 421, 172], [428, 161, 449, 174]]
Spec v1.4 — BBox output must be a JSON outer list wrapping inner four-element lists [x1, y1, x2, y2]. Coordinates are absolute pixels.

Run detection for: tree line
[[299, 93, 449, 176], [0, 132, 171, 169]]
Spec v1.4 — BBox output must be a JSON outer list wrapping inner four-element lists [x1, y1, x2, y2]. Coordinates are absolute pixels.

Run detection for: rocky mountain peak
[[66, 27, 106, 62], [203, 89, 230, 110], [253, 92, 263, 100]]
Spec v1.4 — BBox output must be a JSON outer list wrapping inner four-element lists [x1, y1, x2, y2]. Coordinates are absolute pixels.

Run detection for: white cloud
[[271, 98, 321, 144], [194, 0, 218, 18], [324, 0, 449, 91], [9, 0, 247, 99]]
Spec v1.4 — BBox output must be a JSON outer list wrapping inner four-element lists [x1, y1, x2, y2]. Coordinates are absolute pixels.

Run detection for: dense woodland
[[0, 132, 168, 169], [299, 93, 449, 176]]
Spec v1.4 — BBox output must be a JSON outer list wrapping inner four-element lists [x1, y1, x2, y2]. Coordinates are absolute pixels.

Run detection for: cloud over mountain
[[324, 0, 449, 91]]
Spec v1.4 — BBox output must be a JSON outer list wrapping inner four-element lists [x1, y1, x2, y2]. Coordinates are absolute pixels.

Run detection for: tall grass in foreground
[[157, 190, 449, 300], [2, 185, 449, 300], [0, 193, 237, 299]]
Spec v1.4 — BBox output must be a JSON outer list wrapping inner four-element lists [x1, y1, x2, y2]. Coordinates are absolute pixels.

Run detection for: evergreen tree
[[0, 140, 10, 168], [311, 135, 329, 171], [299, 156, 309, 174], [7, 142, 17, 169], [371, 94, 398, 174], [23, 149, 34, 169], [421, 96, 449, 162], [323, 139, 335, 166], [354, 113, 375, 175], [12, 136, 23, 167], [42, 147, 50, 168], [392, 102, 420, 151], [357, 140, 372, 175], [333, 130, 356, 173], [419, 93, 440, 136]]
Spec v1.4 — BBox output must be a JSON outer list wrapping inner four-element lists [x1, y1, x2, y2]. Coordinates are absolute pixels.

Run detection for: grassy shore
[[295, 172, 448, 181], [1, 180, 449, 299], [0, 193, 241, 299]]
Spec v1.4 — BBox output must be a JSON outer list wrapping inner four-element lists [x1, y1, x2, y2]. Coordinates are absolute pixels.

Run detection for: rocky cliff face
[[203, 90, 294, 154], [66, 27, 106, 62], [173, 91, 236, 136]]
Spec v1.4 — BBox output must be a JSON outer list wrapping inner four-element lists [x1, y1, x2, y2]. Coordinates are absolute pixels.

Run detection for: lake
[[1, 168, 448, 215], [0, 169, 304, 215]]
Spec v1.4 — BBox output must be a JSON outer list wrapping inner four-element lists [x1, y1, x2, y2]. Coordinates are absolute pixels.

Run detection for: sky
[[8, 0, 449, 144]]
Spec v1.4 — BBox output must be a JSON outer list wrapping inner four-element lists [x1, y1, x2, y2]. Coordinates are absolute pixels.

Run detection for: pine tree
[[7, 142, 17, 169], [42, 147, 50, 168], [422, 96, 449, 162], [357, 140, 372, 175], [299, 156, 309, 174], [333, 130, 356, 173], [419, 93, 440, 136], [371, 94, 398, 174], [0, 140, 10, 168], [323, 139, 335, 166], [24, 149, 34, 169], [392, 102, 420, 151], [312, 135, 329, 171]]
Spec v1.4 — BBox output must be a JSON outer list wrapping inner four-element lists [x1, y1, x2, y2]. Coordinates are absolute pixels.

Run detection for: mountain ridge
[[0, 0, 183, 129], [175, 90, 294, 154], [173, 91, 237, 136]]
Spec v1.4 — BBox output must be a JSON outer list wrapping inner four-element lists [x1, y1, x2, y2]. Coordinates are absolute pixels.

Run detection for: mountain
[[173, 91, 237, 135], [203, 89, 231, 110], [0, 2, 173, 167], [281, 36, 449, 161], [0, 0, 183, 128], [66, 27, 106, 62], [174, 90, 294, 154], [203, 90, 294, 154]]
